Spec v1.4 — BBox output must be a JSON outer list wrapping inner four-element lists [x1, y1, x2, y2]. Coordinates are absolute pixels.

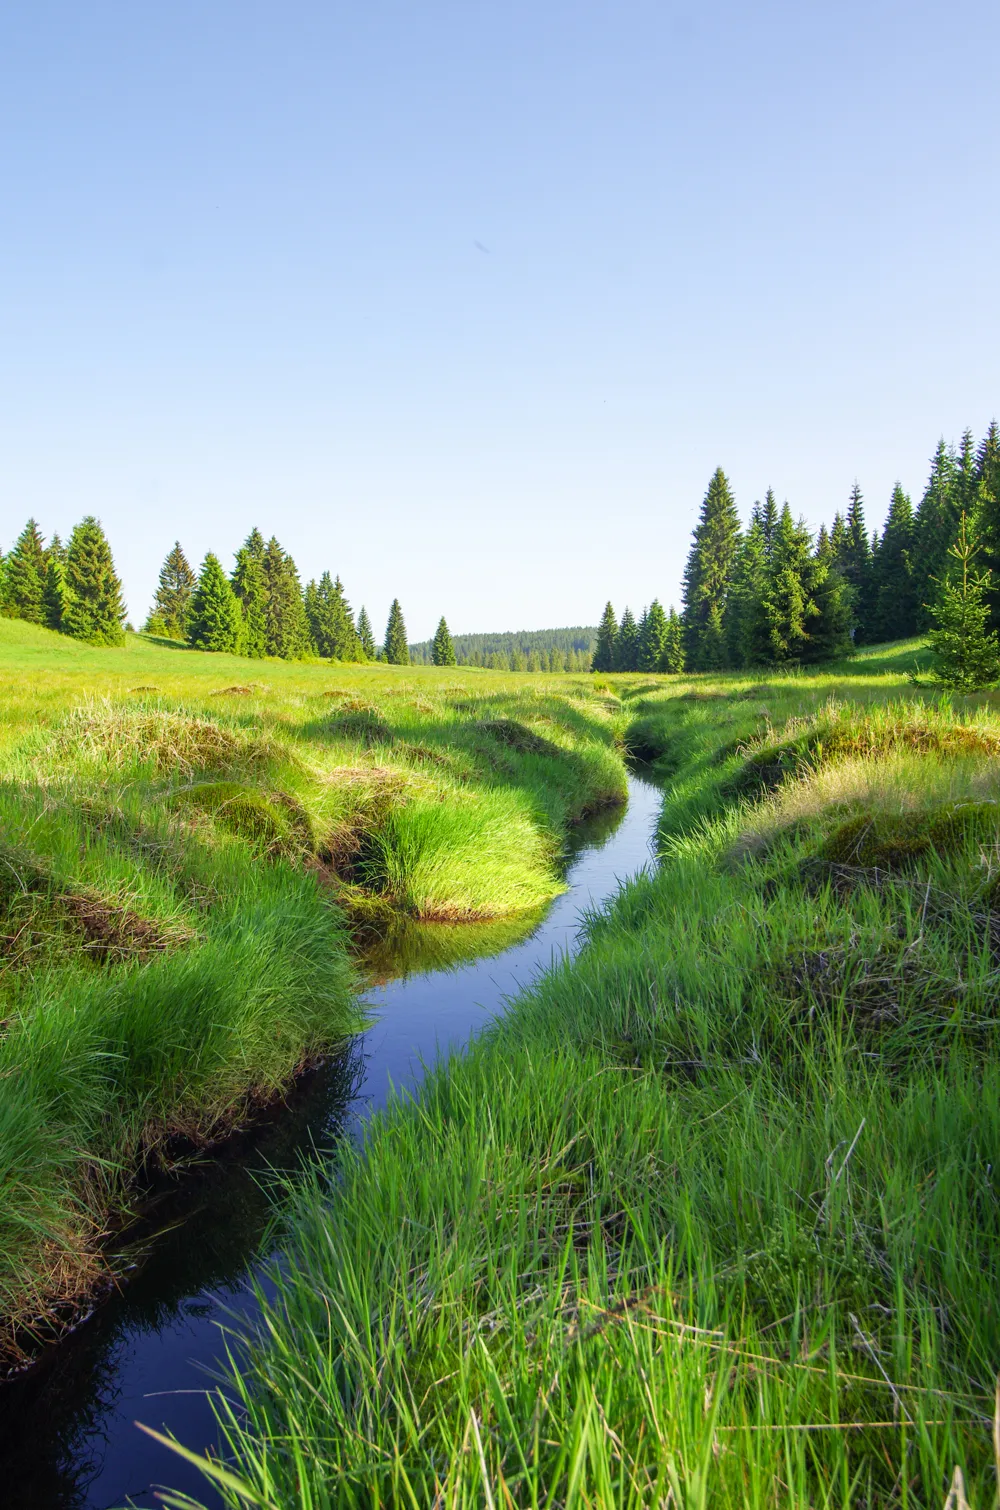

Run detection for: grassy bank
[[0, 620, 625, 1360], [172, 639, 1000, 1508]]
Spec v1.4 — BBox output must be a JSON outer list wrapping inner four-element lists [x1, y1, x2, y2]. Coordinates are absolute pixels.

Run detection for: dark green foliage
[[615, 607, 638, 671], [756, 505, 818, 662], [146, 541, 196, 639], [306, 573, 360, 661], [637, 599, 668, 672], [356, 607, 376, 661], [262, 538, 312, 659], [62, 517, 127, 646], [927, 514, 1000, 692], [410, 626, 596, 669], [591, 602, 617, 673], [383, 599, 410, 665], [431, 616, 456, 666], [974, 420, 1000, 631], [801, 542, 853, 664], [187, 553, 244, 653], [2, 519, 47, 625], [870, 485, 917, 640], [662, 607, 685, 673], [912, 440, 961, 629], [231, 531, 269, 659], [42, 533, 67, 632], [836, 483, 873, 642], [725, 506, 768, 666], [682, 468, 741, 670]]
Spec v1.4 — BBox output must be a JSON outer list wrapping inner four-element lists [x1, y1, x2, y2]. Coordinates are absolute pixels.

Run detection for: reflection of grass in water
[[357, 908, 548, 984]]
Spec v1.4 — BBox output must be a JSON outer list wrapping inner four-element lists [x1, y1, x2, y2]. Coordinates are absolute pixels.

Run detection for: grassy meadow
[[164, 638, 1000, 1509], [0, 618, 626, 1361]]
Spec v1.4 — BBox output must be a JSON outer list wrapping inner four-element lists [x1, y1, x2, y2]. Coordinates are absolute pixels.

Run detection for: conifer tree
[[615, 607, 639, 671], [383, 599, 410, 664], [2, 519, 47, 624], [870, 485, 917, 641], [637, 599, 668, 671], [187, 553, 244, 652], [757, 505, 818, 662], [973, 420, 1000, 631], [725, 508, 768, 666], [146, 541, 196, 638], [432, 615, 456, 665], [800, 528, 853, 663], [662, 607, 685, 673], [912, 440, 960, 627], [262, 538, 312, 658], [592, 602, 617, 672], [306, 572, 359, 660], [62, 517, 127, 646], [681, 468, 741, 669], [356, 606, 376, 660], [43, 532, 67, 631], [839, 483, 873, 641], [231, 532, 269, 658], [758, 488, 779, 556], [927, 515, 1000, 692]]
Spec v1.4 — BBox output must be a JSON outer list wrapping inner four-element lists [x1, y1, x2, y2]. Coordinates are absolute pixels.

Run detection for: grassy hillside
[[174, 639, 1000, 1508], [0, 621, 627, 1362]]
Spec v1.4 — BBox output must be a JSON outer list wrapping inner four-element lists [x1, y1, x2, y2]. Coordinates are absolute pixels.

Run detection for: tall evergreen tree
[[2, 519, 47, 624], [187, 553, 244, 652], [146, 541, 196, 638], [231, 532, 269, 658], [592, 602, 618, 672], [839, 483, 874, 641], [615, 607, 639, 671], [662, 607, 685, 672], [756, 504, 817, 662], [42, 532, 67, 631], [432, 615, 456, 665], [62, 517, 127, 646], [262, 538, 312, 659], [356, 606, 376, 660], [637, 599, 668, 671], [870, 484, 917, 641], [927, 514, 1000, 692], [974, 420, 1000, 632], [383, 599, 410, 664], [306, 572, 360, 660], [801, 528, 853, 663], [912, 440, 960, 627], [681, 468, 742, 669], [725, 509, 768, 667]]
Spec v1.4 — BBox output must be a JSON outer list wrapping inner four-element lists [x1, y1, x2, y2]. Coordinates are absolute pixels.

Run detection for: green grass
[[0, 620, 626, 1359], [161, 637, 1000, 1509]]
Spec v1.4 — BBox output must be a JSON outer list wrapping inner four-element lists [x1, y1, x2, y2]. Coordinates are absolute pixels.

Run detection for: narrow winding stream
[[1, 770, 663, 1509]]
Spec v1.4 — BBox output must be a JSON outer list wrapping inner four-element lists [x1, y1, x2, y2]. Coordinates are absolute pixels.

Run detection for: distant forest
[[409, 626, 596, 672]]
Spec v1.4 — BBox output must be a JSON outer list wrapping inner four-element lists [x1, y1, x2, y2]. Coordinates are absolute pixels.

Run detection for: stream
[[1, 770, 663, 1509]]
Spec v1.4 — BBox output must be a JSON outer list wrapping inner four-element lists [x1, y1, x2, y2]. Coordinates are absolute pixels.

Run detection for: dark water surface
[[1, 772, 663, 1509]]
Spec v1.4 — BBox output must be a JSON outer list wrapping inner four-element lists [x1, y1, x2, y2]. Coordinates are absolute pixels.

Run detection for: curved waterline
[[0, 770, 663, 1509]]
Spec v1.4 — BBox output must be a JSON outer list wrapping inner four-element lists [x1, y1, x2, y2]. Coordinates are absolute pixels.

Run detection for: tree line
[[594, 423, 1000, 674], [410, 625, 596, 672]]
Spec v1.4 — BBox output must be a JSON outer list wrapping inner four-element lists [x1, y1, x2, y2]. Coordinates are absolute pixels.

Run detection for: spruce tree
[[187, 553, 244, 652], [662, 607, 685, 672], [231, 533, 269, 658], [637, 599, 668, 671], [974, 420, 1000, 631], [681, 468, 742, 670], [801, 529, 853, 663], [592, 602, 617, 672], [306, 572, 359, 660], [146, 541, 196, 638], [840, 483, 873, 642], [725, 508, 768, 667], [262, 538, 312, 659], [912, 440, 960, 627], [383, 599, 410, 664], [2, 519, 47, 624], [870, 484, 917, 641], [615, 607, 639, 671], [356, 606, 376, 660], [757, 504, 818, 662], [927, 515, 1000, 692], [62, 517, 127, 646], [43, 532, 67, 631], [432, 615, 456, 665]]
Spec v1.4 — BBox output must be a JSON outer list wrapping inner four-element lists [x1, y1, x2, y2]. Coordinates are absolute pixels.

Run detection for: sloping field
[[0, 621, 626, 1361], [178, 640, 1000, 1508]]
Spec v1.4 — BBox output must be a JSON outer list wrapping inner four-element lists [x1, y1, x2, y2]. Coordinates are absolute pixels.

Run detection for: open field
[[0, 620, 626, 1360], [169, 640, 1000, 1508]]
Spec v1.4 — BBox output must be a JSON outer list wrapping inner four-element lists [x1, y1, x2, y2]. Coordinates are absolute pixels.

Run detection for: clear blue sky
[[2, 1, 997, 641]]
